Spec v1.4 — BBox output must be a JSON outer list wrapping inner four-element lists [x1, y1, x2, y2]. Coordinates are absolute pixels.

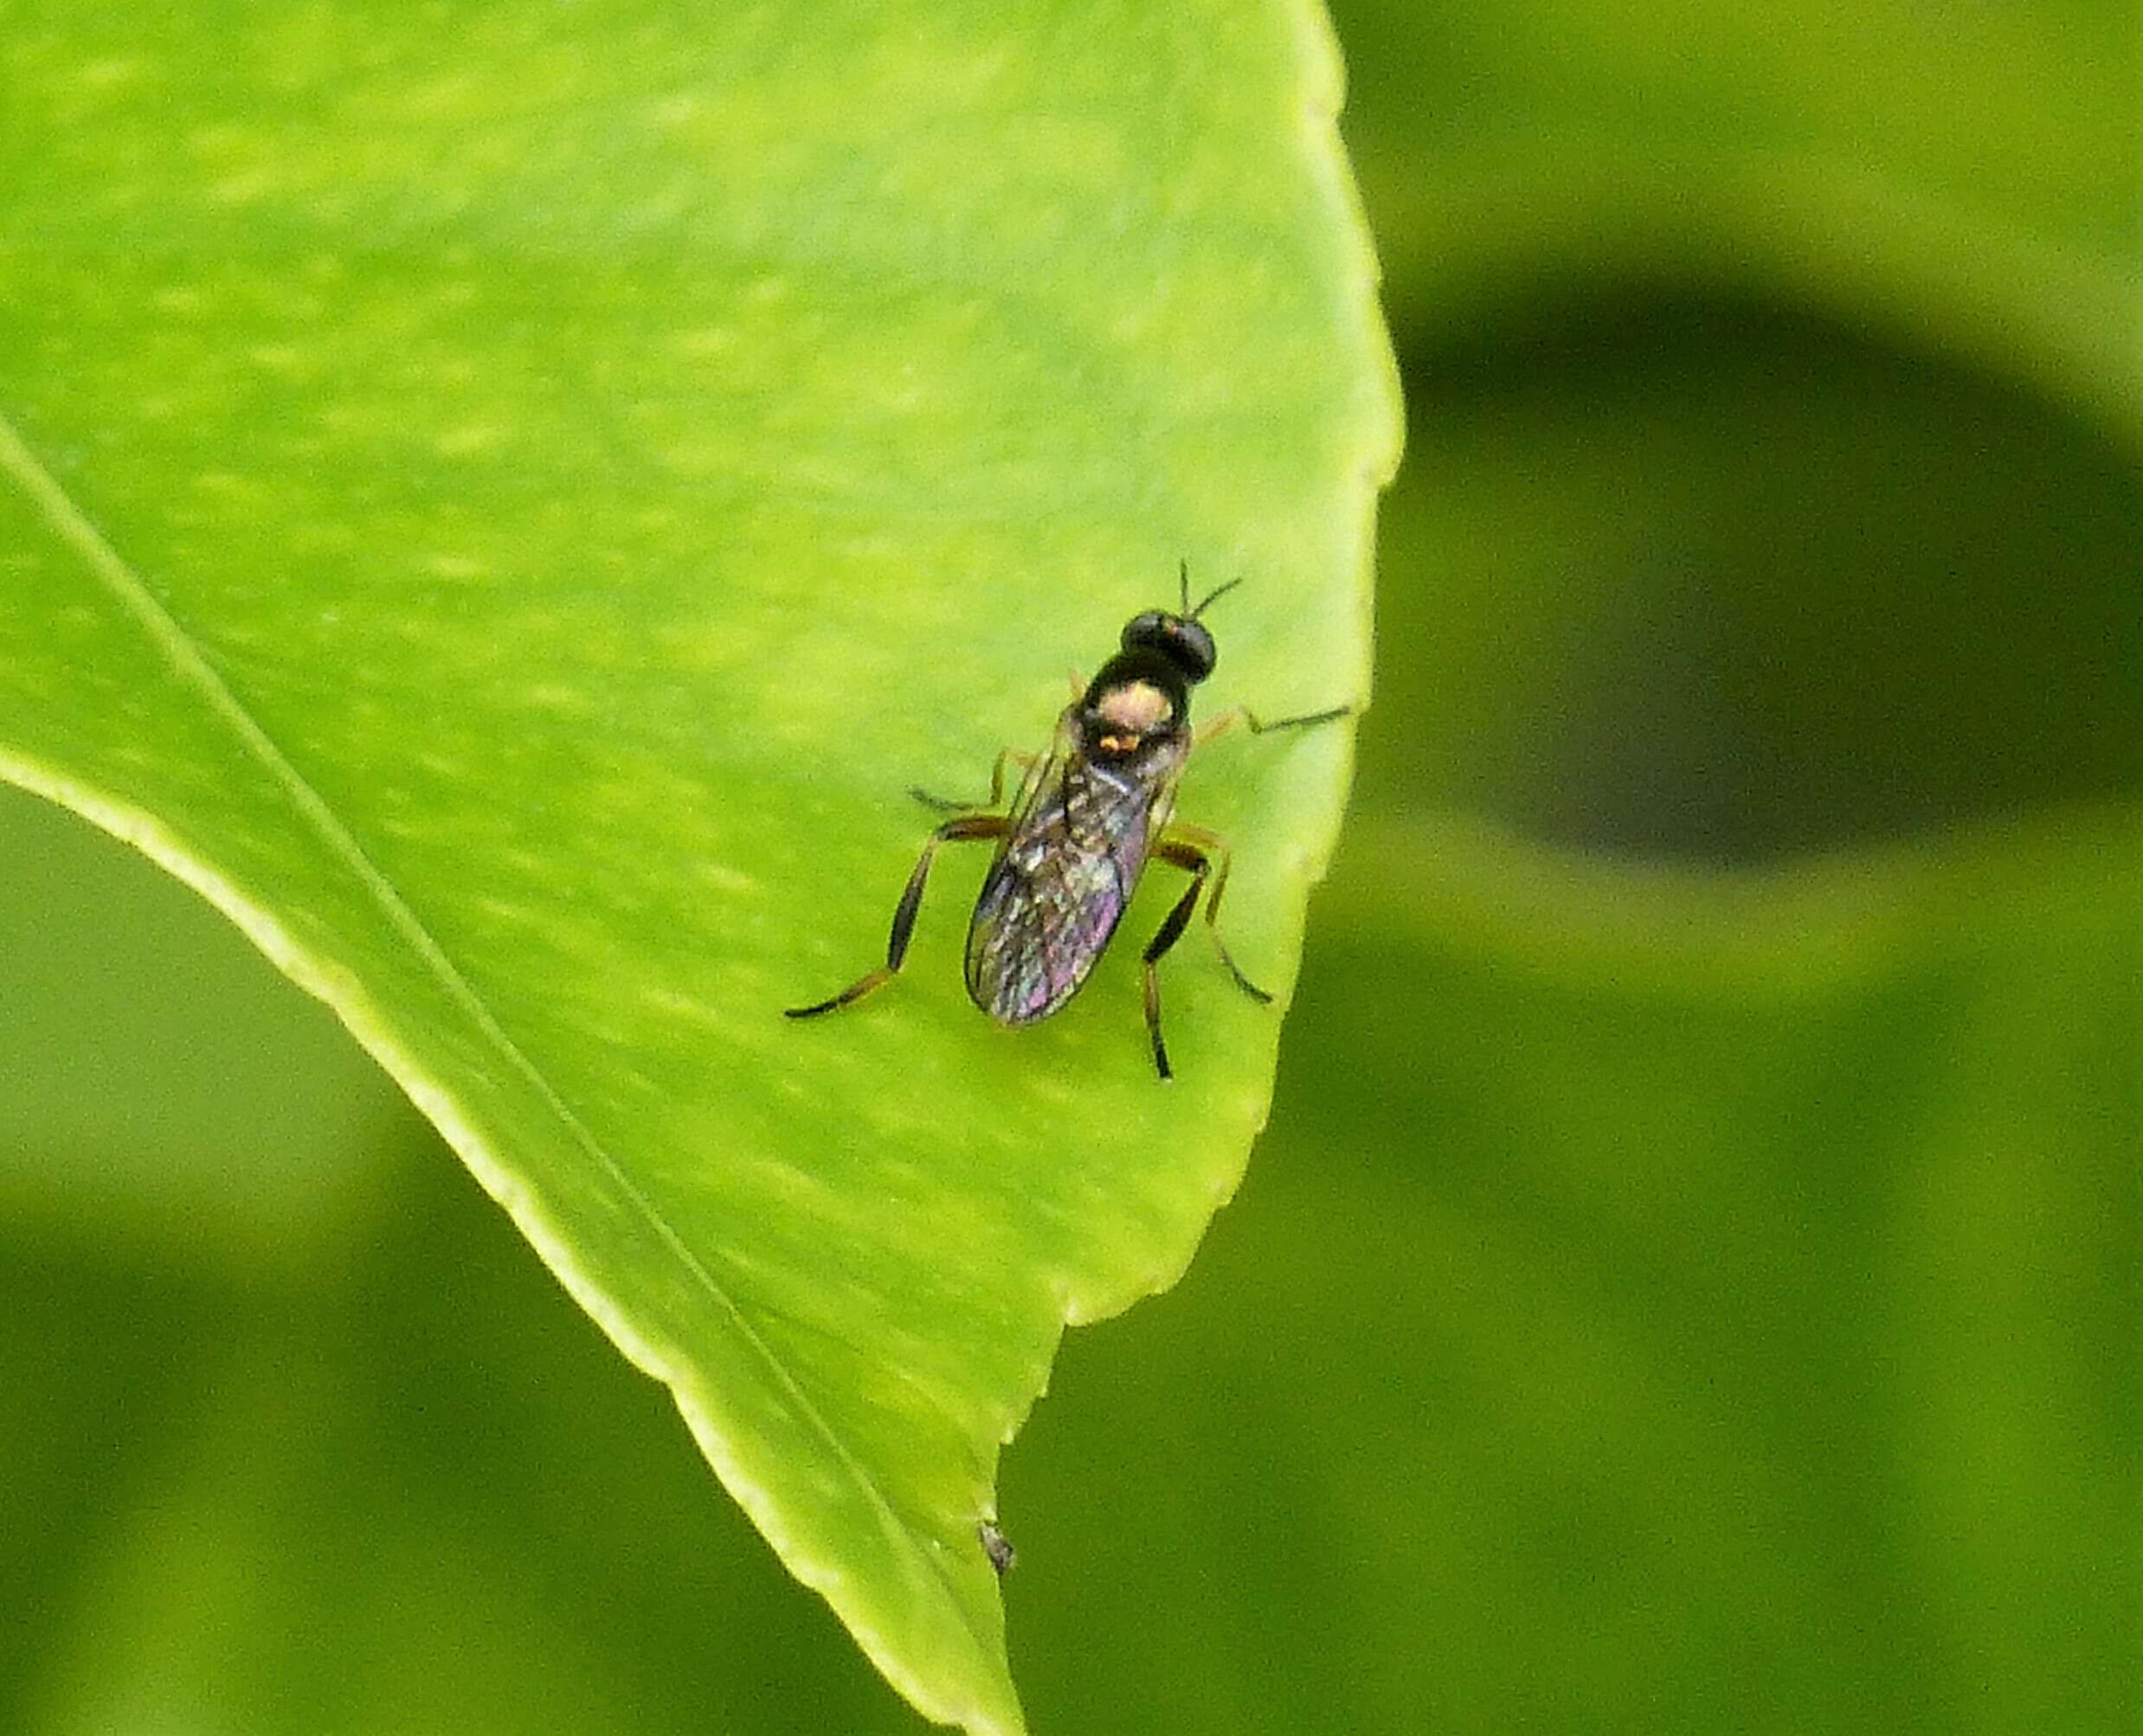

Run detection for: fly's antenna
[[1188, 574, 1244, 620]]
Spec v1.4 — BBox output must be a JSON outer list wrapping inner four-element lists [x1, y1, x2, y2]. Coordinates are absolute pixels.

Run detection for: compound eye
[[1121, 610, 1169, 653], [1172, 619, 1217, 680]]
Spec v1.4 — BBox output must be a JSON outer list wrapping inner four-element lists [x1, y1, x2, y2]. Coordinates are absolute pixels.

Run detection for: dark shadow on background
[[1378, 286, 2143, 865]]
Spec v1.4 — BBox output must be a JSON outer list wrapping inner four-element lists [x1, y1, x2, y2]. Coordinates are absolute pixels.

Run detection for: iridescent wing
[[964, 715, 1188, 1026]]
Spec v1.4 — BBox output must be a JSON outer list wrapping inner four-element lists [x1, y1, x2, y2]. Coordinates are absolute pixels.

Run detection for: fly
[[784, 563, 1346, 1079]]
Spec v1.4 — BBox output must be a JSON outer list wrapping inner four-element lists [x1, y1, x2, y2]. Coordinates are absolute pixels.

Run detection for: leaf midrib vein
[[0, 407, 983, 1658]]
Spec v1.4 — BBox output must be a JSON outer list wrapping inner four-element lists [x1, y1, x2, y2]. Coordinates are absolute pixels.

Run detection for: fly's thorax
[[1078, 650, 1191, 762]]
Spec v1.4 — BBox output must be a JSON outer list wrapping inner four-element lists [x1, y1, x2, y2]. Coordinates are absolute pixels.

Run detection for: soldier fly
[[784, 563, 1346, 1079]]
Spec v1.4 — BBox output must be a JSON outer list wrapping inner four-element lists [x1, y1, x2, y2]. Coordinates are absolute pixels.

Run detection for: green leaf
[[0, 4, 1400, 1730]]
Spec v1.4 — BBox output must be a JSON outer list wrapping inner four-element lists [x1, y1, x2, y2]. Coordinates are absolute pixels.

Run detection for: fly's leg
[[911, 749, 1036, 815], [1195, 704, 1350, 748], [1140, 844, 1211, 1081], [1159, 824, 1271, 1003], [785, 814, 1007, 1018], [1141, 831, 1268, 1081]]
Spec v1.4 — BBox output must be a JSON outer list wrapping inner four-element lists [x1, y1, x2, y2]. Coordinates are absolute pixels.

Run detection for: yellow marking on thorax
[[1097, 678, 1172, 734]]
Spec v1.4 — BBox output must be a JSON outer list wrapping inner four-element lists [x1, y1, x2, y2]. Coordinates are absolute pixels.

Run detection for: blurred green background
[[4, 1, 2137, 1732]]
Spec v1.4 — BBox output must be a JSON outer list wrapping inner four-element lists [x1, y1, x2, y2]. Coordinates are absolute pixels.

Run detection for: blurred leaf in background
[[6, 1, 2140, 1735]]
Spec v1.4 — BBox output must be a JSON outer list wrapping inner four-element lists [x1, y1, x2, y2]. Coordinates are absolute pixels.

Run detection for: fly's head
[[1075, 567, 1241, 762], [1117, 606, 1218, 686]]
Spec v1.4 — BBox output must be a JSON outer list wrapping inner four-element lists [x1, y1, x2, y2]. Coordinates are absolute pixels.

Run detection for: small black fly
[[784, 563, 1346, 1078]]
